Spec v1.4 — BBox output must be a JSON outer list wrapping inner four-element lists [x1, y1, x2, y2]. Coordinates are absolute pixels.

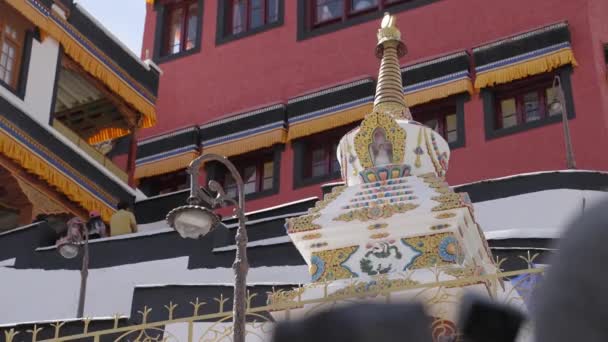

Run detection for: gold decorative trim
[[430, 224, 451, 231], [414, 127, 423, 168], [354, 111, 406, 169], [302, 233, 322, 240], [435, 212, 457, 219], [267, 286, 306, 308], [431, 193, 467, 212], [286, 214, 321, 233], [311, 246, 359, 282], [309, 185, 347, 214], [370, 232, 390, 239], [16, 178, 67, 217], [333, 203, 419, 222], [402, 233, 462, 269], [424, 129, 442, 177], [329, 276, 421, 298], [367, 223, 389, 230]]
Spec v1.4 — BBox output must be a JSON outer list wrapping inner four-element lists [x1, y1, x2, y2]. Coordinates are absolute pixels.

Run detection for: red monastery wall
[[139, 0, 608, 212]]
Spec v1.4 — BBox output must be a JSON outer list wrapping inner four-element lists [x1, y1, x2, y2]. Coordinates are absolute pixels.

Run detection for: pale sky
[[75, 0, 145, 56]]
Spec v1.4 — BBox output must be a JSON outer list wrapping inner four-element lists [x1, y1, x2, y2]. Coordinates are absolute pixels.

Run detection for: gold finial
[[374, 13, 411, 120], [381, 13, 395, 28]]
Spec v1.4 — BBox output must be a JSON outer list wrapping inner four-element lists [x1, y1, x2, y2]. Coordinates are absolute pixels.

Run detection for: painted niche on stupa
[[353, 111, 409, 184]]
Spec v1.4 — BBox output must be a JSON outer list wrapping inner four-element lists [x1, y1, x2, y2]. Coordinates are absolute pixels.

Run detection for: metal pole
[[77, 224, 89, 318], [554, 76, 576, 169], [232, 193, 248, 342], [186, 153, 248, 342]]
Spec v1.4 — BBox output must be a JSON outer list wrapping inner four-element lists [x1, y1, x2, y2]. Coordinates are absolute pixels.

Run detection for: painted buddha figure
[[369, 127, 393, 166]]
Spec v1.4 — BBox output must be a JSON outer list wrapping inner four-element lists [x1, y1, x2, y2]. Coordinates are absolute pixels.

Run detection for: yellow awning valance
[[288, 102, 372, 141], [203, 128, 287, 158], [405, 78, 474, 107], [135, 149, 200, 179], [7, 0, 157, 130], [88, 127, 131, 145], [475, 47, 577, 89], [0, 118, 117, 221]]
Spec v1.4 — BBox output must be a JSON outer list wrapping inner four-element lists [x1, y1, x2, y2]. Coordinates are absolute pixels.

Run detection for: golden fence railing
[[2, 266, 544, 342]]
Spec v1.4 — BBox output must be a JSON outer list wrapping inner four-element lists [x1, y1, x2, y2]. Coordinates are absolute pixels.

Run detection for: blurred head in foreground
[[271, 302, 432, 342], [534, 199, 608, 341]]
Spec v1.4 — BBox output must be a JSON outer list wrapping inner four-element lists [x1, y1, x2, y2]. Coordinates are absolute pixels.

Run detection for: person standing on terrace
[[110, 201, 138, 236]]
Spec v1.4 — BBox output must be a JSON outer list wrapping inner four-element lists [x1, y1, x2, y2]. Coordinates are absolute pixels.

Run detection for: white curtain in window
[[232, 1, 245, 34]]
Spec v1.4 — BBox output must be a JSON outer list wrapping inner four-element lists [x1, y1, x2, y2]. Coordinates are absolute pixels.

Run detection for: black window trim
[[205, 144, 284, 201], [216, 0, 285, 45], [292, 132, 345, 189], [411, 93, 469, 150], [152, 0, 204, 64], [0, 28, 38, 100], [482, 66, 576, 140], [296, 0, 442, 41]]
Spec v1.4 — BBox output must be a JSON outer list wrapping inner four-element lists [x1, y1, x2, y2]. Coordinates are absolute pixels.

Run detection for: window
[[311, 0, 410, 27], [0, 2, 30, 91], [494, 75, 561, 130], [223, 158, 274, 198], [157, 0, 201, 58], [206, 147, 282, 200], [308, 142, 340, 178], [217, 0, 283, 43], [298, 0, 436, 40], [411, 95, 466, 148], [228, 0, 280, 35], [138, 170, 190, 197], [293, 123, 358, 188], [482, 68, 575, 140]]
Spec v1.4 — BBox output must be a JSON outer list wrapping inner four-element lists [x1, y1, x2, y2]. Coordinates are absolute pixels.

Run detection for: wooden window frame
[[310, 0, 410, 28], [482, 67, 576, 140], [161, 0, 198, 57], [493, 74, 557, 130], [297, 0, 439, 40], [226, 0, 279, 35], [293, 123, 358, 189], [0, 1, 34, 97], [411, 94, 468, 149], [412, 104, 456, 143], [223, 153, 274, 196], [138, 169, 190, 197], [305, 139, 340, 179], [152, 0, 203, 64], [216, 0, 284, 45], [206, 145, 283, 201]]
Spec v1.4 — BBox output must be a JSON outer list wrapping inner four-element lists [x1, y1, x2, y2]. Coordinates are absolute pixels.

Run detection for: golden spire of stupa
[[373, 13, 412, 120]]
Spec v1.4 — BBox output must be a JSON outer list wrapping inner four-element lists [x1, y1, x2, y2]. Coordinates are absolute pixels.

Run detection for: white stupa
[[272, 13, 526, 340]]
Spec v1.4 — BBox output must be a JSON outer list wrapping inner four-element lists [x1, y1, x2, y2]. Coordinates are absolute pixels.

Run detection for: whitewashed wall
[[1, 189, 608, 325], [0, 37, 59, 125]]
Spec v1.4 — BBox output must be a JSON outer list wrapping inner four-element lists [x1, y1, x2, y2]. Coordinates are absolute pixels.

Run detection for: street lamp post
[[166, 153, 248, 342], [56, 217, 90, 318], [550, 76, 576, 169]]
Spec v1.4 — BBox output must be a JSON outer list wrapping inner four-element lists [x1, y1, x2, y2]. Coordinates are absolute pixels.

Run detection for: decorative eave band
[[202, 122, 287, 158], [0, 116, 118, 221], [401, 51, 473, 107], [137, 126, 200, 159], [7, 0, 158, 129], [200, 105, 287, 157], [135, 145, 199, 179], [88, 127, 131, 145], [288, 97, 373, 140], [287, 78, 375, 140], [473, 22, 577, 89]]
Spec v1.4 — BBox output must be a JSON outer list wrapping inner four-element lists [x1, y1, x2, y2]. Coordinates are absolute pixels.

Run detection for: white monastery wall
[[1, 189, 608, 324], [0, 37, 59, 125]]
